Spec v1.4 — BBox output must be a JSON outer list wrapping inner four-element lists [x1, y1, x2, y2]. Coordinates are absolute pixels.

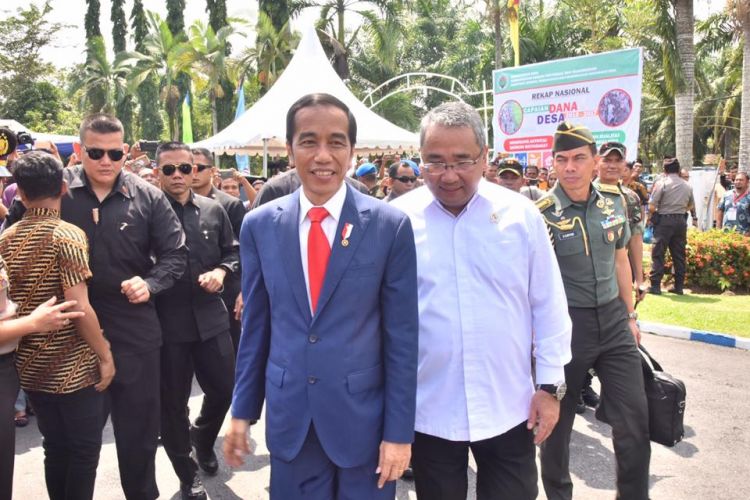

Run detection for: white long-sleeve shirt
[[391, 180, 572, 442]]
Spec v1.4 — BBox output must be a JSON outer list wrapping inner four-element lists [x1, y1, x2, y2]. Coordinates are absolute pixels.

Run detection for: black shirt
[[61, 166, 187, 354], [156, 192, 239, 343], [206, 185, 246, 239]]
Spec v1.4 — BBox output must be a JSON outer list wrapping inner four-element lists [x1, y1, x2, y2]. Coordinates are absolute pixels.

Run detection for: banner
[[234, 85, 250, 172], [492, 48, 643, 165], [181, 93, 193, 144], [508, 0, 520, 67]]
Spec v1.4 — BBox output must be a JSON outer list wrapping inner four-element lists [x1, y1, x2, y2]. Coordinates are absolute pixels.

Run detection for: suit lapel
[[275, 191, 312, 324], [312, 187, 371, 324]]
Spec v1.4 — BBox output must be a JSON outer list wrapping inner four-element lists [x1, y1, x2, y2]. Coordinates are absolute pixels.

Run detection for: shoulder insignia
[[595, 183, 621, 195], [535, 196, 555, 212]]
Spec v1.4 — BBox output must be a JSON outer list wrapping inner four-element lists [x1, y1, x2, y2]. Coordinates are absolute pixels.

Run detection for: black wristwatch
[[537, 382, 567, 401]]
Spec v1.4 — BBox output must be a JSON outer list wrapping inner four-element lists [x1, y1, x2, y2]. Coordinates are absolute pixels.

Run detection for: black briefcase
[[639, 345, 686, 447]]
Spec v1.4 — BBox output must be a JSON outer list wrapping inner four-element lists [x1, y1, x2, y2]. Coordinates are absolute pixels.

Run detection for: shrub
[[665, 229, 750, 292]]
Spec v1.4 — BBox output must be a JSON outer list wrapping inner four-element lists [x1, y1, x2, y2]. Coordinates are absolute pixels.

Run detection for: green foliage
[[664, 229, 750, 292], [112, 0, 128, 53], [259, 0, 291, 31], [130, 0, 148, 51], [85, 0, 101, 39], [1, 80, 63, 128], [166, 0, 187, 36], [206, 0, 229, 33], [137, 76, 165, 140]]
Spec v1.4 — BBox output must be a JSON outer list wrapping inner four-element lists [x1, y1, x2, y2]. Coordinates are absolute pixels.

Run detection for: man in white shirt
[[391, 102, 572, 500]]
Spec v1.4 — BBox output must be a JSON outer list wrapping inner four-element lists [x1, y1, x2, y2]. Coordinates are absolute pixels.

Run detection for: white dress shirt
[[299, 182, 347, 314], [391, 180, 572, 442]]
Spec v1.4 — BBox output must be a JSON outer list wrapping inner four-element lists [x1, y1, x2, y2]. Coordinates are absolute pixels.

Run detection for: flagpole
[[262, 138, 268, 178]]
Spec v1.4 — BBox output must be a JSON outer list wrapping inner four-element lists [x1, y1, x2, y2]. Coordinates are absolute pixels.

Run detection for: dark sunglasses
[[195, 163, 212, 172], [84, 147, 125, 161], [392, 176, 418, 184], [160, 163, 193, 176]]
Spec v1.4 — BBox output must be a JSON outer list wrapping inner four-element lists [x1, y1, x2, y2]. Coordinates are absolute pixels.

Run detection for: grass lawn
[[638, 292, 750, 337]]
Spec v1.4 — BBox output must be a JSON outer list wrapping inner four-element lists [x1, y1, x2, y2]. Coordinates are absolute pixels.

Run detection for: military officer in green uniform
[[538, 123, 651, 500]]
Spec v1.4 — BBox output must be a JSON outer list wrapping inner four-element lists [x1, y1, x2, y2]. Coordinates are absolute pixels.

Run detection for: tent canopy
[[193, 25, 419, 156], [0, 119, 79, 157]]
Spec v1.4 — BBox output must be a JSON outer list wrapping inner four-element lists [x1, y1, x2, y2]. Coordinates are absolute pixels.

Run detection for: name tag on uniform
[[558, 230, 580, 241], [601, 214, 626, 229], [726, 207, 738, 221]]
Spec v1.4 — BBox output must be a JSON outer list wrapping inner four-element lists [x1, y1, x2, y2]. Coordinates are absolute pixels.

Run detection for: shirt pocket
[[601, 223, 625, 245], [555, 230, 586, 256]]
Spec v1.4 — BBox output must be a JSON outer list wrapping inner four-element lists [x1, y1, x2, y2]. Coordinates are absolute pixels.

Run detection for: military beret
[[552, 122, 595, 153], [0, 127, 18, 158], [355, 163, 377, 177], [497, 158, 523, 176]]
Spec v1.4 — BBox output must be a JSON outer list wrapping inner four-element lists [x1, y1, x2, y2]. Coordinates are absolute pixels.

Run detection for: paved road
[[12, 333, 750, 499]]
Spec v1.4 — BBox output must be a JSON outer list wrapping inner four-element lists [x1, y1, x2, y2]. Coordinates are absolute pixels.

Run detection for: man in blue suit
[[223, 93, 419, 499]]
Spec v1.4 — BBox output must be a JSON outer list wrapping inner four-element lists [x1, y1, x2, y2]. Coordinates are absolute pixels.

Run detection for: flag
[[181, 93, 193, 143], [234, 84, 249, 172], [508, 0, 520, 67]]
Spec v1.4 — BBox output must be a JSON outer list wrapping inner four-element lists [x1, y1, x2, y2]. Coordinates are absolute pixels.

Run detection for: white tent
[[192, 25, 419, 156], [0, 119, 80, 156]]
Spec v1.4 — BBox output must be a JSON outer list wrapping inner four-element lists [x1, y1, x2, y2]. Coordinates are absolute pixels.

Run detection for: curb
[[640, 321, 750, 351]]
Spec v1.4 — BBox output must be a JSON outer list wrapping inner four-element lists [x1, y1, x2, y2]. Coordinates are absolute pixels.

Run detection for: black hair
[[625, 161, 634, 170], [191, 148, 212, 161], [156, 141, 192, 164], [286, 93, 357, 146], [663, 155, 680, 174], [79, 113, 124, 142], [388, 161, 412, 178], [13, 151, 64, 201]]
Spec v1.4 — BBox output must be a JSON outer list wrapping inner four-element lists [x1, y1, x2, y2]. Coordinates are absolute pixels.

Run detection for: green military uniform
[[626, 179, 649, 207], [538, 122, 650, 500], [593, 179, 643, 236], [537, 182, 631, 307]]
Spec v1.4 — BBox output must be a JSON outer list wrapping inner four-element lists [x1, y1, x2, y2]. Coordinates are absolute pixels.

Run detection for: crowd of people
[[0, 92, 747, 500]]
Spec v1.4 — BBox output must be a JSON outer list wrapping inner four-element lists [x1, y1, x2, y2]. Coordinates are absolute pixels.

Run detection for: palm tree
[[310, 0, 404, 79], [234, 12, 299, 94], [181, 20, 238, 135], [727, 0, 750, 173], [673, 0, 696, 169], [118, 12, 190, 140], [71, 36, 131, 114]]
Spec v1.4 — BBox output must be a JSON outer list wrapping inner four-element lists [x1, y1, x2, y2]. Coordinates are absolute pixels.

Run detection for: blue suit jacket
[[232, 185, 418, 467]]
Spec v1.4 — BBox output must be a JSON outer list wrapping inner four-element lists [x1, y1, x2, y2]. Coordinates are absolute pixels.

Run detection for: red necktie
[[307, 207, 331, 314]]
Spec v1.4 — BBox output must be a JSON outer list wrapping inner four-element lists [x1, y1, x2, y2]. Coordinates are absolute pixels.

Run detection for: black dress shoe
[[190, 426, 219, 475], [402, 466, 414, 480], [649, 286, 662, 295], [581, 385, 600, 408], [668, 287, 684, 295], [575, 397, 586, 415], [180, 476, 207, 500]]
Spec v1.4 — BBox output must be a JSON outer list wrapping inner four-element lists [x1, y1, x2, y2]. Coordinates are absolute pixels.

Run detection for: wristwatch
[[537, 382, 567, 401], [628, 311, 638, 320]]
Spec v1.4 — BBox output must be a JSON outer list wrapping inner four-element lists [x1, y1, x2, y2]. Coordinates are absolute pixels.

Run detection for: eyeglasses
[[422, 152, 484, 175], [195, 163, 212, 172], [84, 147, 125, 161], [392, 176, 418, 184], [160, 163, 193, 176]]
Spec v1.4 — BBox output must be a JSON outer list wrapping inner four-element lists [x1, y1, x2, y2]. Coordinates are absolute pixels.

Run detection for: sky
[[0, 0, 725, 69]]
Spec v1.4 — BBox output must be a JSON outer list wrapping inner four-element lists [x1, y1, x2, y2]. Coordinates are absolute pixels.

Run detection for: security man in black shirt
[[191, 147, 246, 352], [62, 114, 187, 500], [155, 142, 238, 500]]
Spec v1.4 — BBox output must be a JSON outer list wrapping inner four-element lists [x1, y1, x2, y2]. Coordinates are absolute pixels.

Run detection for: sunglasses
[[195, 163, 212, 172], [392, 176, 418, 183], [84, 147, 125, 161], [160, 163, 193, 176]]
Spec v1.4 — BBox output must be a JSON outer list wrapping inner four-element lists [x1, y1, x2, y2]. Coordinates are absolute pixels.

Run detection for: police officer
[[538, 122, 650, 500], [648, 156, 695, 294], [155, 142, 238, 500]]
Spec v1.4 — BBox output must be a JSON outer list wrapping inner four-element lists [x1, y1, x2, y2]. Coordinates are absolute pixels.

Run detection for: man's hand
[[223, 418, 251, 467], [95, 352, 116, 392], [527, 390, 560, 445], [198, 268, 226, 293], [28, 296, 85, 332], [234, 292, 243, 321], [376, 441, 410, 489], [121, 276, 151, 304], [629, 318, 641, 345]]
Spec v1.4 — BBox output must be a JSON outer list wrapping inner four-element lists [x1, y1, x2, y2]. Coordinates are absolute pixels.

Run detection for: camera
[[16, 131, 34, 146], [138, 140, 159, 155]]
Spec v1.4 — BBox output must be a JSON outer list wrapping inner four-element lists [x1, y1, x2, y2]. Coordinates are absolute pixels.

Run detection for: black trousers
[[0, 353, 18, 500], [540, 299, 651, 500], [650, 215, 687, 288], [105, 348, 161, 500], [220, 275, 242, 355], [27, 386, 105, 500], [160, 332, 234, 484], [412, 422, 538, 500]]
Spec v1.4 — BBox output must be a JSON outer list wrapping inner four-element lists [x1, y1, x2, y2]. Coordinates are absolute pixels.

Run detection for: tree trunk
[[674, 0, 695, 169], [211, 95, 219, 136], [739, 21, 750, 174], [493, 0, 503, 69]]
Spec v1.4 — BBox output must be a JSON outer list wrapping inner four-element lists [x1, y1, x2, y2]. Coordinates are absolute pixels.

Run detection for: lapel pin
[[341, 223, 353, 247], [490, 211, 500, 224]]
